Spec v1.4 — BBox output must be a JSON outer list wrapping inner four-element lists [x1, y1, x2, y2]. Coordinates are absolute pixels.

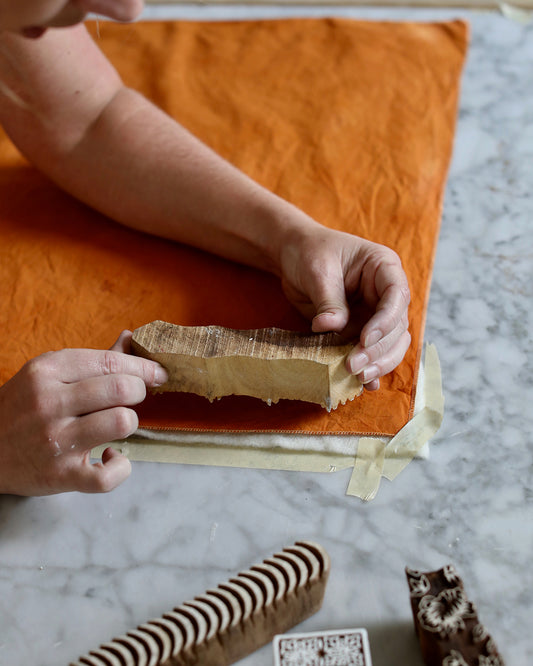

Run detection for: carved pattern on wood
[[70, 541, 330, 666], [406, 565, 505, 666], [273, 627, 372, 665]]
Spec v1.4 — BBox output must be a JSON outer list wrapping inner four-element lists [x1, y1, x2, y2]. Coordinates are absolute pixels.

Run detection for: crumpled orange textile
[[0, 18, 468, 436]]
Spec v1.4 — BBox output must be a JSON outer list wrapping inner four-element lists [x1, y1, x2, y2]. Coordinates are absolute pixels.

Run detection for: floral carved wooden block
[[273, 627, 372, 666], [406, 565, 505, 666]]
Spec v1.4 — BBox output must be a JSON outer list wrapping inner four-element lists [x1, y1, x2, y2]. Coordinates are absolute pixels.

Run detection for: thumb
[[109, 330, 133, 353], [310, 274, 350, 333], [77, 447, 132, 493]]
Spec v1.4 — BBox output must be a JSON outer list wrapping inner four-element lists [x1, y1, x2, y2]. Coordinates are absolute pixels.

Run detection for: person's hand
[[279, 224, 411, 391], [0, 331, 167, 496]]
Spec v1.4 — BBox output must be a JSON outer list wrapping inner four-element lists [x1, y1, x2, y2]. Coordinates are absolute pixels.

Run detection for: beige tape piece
[[381, 343, 444, 481], [93, 438, 355, 473], [499, 2, 533, 22], [345, 437, 387, 501], [345, 343, 443, 499]]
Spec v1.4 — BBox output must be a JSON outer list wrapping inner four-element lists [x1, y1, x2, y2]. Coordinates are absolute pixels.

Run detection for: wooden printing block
[[131, 320, 362, 411], [70, 541, 331, 666], [173, 600, 226, 666], [405, 565, 506, 665], [273, 627, 373, 665]]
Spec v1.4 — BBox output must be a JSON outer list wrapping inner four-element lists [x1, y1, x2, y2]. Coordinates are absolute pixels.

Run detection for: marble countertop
[[1, 6, 532, 666]]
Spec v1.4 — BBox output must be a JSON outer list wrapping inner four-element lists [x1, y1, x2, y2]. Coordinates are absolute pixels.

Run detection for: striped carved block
[[70, 541, 330, 666]]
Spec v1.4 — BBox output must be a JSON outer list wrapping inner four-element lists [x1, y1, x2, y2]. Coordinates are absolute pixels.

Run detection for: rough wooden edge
[[131, 321, 362, 411]]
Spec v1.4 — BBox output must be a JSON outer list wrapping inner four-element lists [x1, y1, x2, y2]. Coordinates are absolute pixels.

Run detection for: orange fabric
[[0, 18, 468, 436]]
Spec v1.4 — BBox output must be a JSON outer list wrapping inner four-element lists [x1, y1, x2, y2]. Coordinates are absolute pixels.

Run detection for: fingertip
[[363, 378, 380, 392], [312, 310, 348, 333], [110, 330, 133, 353], [346, 346, 368, 375], [101, 445, 129, 465], [148, 363, 169, 388]]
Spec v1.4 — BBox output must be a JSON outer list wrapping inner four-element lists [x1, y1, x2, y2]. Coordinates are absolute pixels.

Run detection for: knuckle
[[373, 244, 401, 270], [87, 471, 116, 494], [382, 246, 401, 263], [142, 361, 157, 387], [101, 351, 122, 376], [112, 407, 138, 439], [368, 338, 387, 360], [109, 374, 133, 403], [21, 357, 57, 419], [23, 353, 53, 385], [109, 375, 145, 404], [389, 283, 411, 310], [399, 283, 411, 307]]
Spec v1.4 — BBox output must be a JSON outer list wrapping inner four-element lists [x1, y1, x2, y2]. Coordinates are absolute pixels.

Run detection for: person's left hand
[[278, 223, 411, 391]]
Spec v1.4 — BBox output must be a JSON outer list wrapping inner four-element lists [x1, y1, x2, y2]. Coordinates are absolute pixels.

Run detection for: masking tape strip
[[346, 437, 387, 501], [499, 2, 533, 23], [93, 439, 355, 473], [345, 343, 443, 499], [381, 343, 444, 481]]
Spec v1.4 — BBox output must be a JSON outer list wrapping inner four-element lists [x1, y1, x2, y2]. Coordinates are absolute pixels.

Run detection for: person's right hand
[[0, 331, 167, 496]]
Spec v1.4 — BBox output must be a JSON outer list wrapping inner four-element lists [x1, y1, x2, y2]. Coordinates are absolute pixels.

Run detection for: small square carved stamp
[[273, 627, 373, 666]]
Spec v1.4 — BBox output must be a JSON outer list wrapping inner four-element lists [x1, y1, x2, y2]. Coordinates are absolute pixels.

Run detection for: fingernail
[[364, 330, 382, 348], [154, 365, 169, 386], [312, 312, 336, 331], [348, 351, 368, 374], [361, 365, 379, 383]]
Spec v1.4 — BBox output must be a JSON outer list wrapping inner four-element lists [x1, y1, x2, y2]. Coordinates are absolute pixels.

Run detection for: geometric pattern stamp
[[273, 628, 373, 666]]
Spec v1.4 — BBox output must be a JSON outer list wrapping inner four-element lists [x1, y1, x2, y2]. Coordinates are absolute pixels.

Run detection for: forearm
[[39, 86, 315, 275], [0, 26, 318, 276]]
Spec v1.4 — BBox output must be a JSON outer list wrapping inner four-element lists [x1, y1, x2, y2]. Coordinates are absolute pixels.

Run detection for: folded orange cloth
[[0, 18, 468, 436]]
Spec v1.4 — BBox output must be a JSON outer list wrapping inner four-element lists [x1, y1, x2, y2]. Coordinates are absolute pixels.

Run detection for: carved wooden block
[[70, 541, 330, 666], [406, 565, 505, 666], [131, 320, 362, 411], [273, 627, 373, 665]]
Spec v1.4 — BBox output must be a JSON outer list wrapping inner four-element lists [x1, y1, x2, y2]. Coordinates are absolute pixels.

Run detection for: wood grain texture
[[131, 320, 363, 411]]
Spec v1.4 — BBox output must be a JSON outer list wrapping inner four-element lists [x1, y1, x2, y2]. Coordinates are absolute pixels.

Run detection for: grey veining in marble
[[1, 6, 532, 666]]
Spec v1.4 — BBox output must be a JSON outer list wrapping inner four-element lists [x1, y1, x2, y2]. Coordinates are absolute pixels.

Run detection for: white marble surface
[[1, 6, 532, 666]]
